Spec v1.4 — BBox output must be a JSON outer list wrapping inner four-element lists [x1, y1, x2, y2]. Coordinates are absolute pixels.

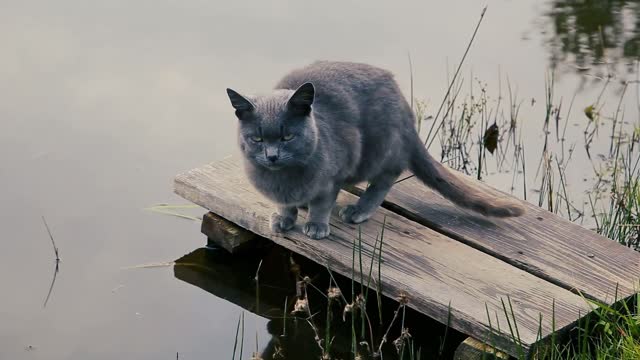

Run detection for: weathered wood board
[[351, 173, 640, 304], [174, 157, 593, 356]]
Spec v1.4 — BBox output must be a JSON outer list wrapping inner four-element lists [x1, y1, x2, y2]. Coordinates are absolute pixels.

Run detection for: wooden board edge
[[454, 337, 509, 360], [201, 212, 266, 253]]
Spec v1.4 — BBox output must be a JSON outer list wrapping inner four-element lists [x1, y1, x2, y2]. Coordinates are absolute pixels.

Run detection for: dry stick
[[437, 79, 466, 160], [41, 216, 60, 308], [396, 6, 487, 186], [376, 303, 405, 358], [42, 262, 59, 308], [42, 216, 60, 261], [325, 264, 349, 304], [302, 282, 326, 353], [424, 5, 487, 150]]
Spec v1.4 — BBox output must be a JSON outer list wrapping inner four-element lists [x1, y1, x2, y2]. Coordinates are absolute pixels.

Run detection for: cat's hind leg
[[340, 172, 399, 224], [271, 206, 298, 233]]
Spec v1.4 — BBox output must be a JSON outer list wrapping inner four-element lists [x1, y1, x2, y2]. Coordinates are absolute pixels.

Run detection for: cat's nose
[[267, 155, 278, 163]]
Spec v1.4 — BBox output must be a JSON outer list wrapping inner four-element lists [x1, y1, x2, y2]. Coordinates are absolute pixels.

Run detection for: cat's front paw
[[271, 213, 296, 233], [303, 222, 330, 240], [339, 205, 371, 224]]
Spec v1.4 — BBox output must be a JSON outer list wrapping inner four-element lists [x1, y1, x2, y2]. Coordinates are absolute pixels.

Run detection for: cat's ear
[[226, 88, 255, 119], [287, 82, 315, 115]]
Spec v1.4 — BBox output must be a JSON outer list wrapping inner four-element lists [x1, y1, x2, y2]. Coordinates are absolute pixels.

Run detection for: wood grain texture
[[174, 158, 591, 357], [351, 172, 640, 304]]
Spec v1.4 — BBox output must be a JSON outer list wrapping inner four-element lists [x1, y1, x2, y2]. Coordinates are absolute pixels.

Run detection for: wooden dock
[[174, 157, 640, 358]]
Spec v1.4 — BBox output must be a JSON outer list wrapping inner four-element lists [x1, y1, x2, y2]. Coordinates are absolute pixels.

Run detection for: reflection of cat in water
[[261, 319, 315, 359], [260, 318, 348, 360], [226, 61, 524, 240]]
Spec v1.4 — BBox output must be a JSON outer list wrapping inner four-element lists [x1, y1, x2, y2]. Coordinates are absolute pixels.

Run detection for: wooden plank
[[174, 158, 591, 357], [454, 337, 509, 360], [201, 212, 264, 253], [352, 173, 640, 304]]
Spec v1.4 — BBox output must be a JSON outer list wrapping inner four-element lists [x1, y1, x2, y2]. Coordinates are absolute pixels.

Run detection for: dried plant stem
[[42, 216, 60, 261], [425, 6, 488, 149]]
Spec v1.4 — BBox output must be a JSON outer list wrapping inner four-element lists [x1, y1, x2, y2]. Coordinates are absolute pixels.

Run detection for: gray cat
[[226, 61, 524, 240]]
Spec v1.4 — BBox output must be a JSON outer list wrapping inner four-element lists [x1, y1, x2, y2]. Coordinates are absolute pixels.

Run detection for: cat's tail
[[409, 138, 525, 217]]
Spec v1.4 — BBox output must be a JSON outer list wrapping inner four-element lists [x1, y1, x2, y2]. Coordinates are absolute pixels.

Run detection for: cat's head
[[225, 83, 318, 170]]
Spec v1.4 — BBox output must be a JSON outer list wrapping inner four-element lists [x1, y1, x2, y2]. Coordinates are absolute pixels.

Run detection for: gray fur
[[226, 61, 525, 240]]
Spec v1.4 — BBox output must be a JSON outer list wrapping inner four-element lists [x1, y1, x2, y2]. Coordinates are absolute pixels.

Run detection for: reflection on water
[[174, 244, 466, 359], [174, 246, 327, 359], [546, 0, 640, 77]]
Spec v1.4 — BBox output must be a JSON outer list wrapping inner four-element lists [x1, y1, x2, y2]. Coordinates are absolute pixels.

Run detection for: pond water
[[1, 0, 638, 359]]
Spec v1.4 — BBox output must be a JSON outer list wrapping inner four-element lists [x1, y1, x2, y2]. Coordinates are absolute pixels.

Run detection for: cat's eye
[[282, 134, 295, 141], [250, 135, 263, 142]]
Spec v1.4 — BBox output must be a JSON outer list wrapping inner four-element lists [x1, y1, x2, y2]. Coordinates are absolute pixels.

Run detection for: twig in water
[[42, 216, 59, 261], [41, 216, 60, 308], [43, 261, 59, 308]]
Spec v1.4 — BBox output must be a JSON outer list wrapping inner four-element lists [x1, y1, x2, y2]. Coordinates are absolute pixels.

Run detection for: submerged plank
[[201, 212, 264, 253], [174, 158, 591, 356], [353, 172, 640, 304]]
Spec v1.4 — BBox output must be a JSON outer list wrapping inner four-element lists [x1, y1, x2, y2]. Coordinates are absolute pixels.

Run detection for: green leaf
[[584, 105, 596, 121]]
